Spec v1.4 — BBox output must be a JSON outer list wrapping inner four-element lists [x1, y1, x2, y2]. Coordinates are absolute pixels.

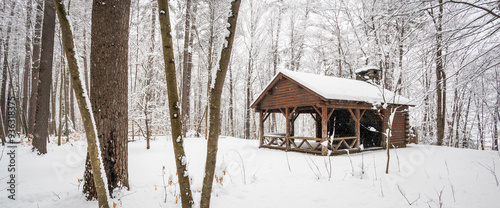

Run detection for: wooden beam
[[312, 105, 321, 116], [288, 106, 298, 119], [279, 108, 285, 117], [348, 108, 357, 122], [310, 113, 317, 121], [327, 108, 336, 120], [286, 107, 290, 151], [355, 108, 361, 148], [263, 110, 271, 123], [291, 112, 299, 123], [321, 106, 328, 155], [259, 111, 264, 148]]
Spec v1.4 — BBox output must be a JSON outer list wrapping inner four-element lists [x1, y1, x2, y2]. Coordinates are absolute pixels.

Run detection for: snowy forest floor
[[1, 134, 499, 208]]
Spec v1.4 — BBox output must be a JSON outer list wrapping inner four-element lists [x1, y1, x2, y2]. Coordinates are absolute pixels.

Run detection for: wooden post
[[355, 109, 361, 149], [349, 108, 364, 150], [285, 107, 290, 151], [321, 106, 328, 155], [259, 110, 264, 148]]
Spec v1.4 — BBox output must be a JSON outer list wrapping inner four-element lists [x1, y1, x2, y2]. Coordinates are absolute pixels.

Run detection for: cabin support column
[[285, 108, 290, 151], [355, 109, 361, 149], [349, 108, 365, 150], [259, 110, 264, 148], [321, 106, 328, 155]]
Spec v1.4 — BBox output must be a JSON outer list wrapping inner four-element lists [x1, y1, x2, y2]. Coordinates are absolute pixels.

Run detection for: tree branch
[[447, 0, 500, 19]]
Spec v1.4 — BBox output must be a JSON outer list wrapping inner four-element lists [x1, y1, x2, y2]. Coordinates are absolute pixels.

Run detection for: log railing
[[262, 134, 359, 154]]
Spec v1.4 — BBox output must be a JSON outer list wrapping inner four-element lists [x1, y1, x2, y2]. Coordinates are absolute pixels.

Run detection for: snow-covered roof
[[355, 65, 379, 74], [253, 70, 414, 107]]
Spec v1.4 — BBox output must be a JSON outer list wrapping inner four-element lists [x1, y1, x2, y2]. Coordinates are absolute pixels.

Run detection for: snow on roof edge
[[252, 70, 416, 108]]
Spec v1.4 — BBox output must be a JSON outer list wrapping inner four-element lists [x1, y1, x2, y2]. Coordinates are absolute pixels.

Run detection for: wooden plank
[[290, 136, 321, 140], [332, 136, 357, 141]]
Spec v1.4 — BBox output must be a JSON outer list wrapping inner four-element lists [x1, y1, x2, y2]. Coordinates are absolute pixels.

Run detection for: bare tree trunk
[[53, 2, 110, 207], [269, 1, 282, 133], [50, 69, 57, 136], [244, 56, 251, 139], [1, 1, 16, 133], [462, 95, 471, 148], [228, 65, 234, 137], [205, 5, 216, 140], [84, 0, 131, 197], [29, 0, 44, 136], [0, 107, 5, 145], [200, 1, 241, 207], [83, 26, 89, 93], [23, 0, 33, 135], [435, 0, 445, 146], [143, 0, 156, 149], [494, 69, 499, 151], [33, 0, 56, 154], [69, 75, 74, 126], [157, 0, 194, 206], [58, 61, 64, 145], [181, 0, 194, 137]]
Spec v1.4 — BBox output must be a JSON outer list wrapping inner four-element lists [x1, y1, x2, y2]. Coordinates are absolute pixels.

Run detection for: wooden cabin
[[251, 70, 414, 155]]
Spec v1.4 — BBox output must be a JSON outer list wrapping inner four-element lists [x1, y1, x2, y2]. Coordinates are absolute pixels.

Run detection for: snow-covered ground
[[1, 135, 499, 208]]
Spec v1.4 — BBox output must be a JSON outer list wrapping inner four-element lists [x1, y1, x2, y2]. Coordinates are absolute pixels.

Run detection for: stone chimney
[[355, 66, 380, 85]]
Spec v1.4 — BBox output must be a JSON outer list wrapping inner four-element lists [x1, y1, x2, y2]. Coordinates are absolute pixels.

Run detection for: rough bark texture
[[84, 0, 131, 197], [33, 0, 56, 154], [29, 0, 44, 136], [181, 0, 193, 137], [53, 1, 110, 207], [200, 1, 241, 207], [157, 0, 194, 206]]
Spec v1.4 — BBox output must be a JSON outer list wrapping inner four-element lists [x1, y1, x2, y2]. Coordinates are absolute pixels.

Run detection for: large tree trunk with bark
[[32, 0, 56, 154], [53, 1, 110, 207], [157, 0, 194, 206], [200, 1, 241, 207], [29, 0, 44, 136], [83, 0, 131, 198]]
